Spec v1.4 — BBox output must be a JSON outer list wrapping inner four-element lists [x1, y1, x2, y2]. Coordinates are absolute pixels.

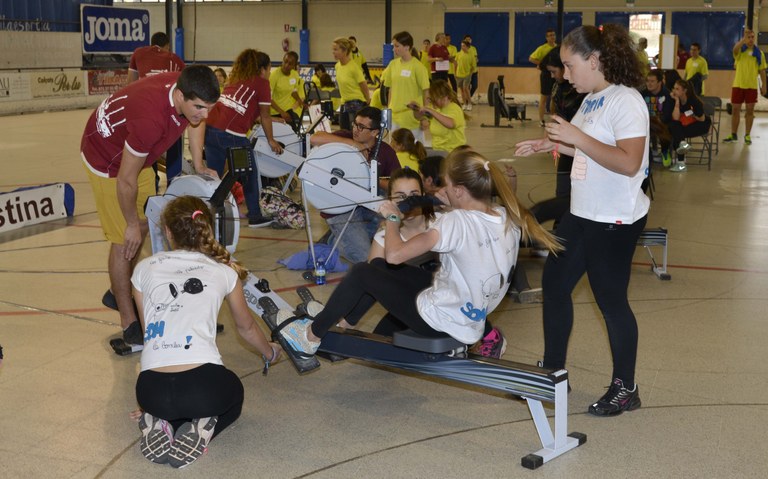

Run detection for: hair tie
[[191, 210, 203, 219], [483, 161, 490, 171]]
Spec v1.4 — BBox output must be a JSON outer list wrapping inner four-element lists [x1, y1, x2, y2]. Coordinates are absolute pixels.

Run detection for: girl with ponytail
[[132, 195, 280, 468], [278, 149, 560, 360]]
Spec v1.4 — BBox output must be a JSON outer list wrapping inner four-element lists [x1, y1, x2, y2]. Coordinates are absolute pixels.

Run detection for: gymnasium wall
[[0, 0, 765, 115]]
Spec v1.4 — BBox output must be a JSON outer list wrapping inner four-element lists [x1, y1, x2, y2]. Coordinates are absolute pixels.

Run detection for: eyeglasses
[[352, 121, 375, 131]]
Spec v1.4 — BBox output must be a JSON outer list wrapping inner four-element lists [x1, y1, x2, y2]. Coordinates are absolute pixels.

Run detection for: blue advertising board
[[81, 5, 149, 54]]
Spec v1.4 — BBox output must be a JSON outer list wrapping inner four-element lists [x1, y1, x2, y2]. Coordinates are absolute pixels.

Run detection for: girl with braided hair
[[131, 195, 280, 468]]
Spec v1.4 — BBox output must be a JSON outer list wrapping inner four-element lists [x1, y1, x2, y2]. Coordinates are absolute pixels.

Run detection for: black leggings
[[310, 258, 441, 339], [541, 213, 647, 385], [136, 363, 244, 439], [668, 119, 711, 160]]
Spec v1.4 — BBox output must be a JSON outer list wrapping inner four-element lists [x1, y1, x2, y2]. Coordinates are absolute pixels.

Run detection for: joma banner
[[81, 5, 150, 54]]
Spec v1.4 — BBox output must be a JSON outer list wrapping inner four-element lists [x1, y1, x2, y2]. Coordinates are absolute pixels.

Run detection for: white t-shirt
[[569, 84, 650, 224], [372, 213, 441, 267], [131, 250, 239, 371], [416, 207, 519, 344]]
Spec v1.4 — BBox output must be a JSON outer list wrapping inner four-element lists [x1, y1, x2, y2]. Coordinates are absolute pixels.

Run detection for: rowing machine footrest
[[392, 329, 466, 353]]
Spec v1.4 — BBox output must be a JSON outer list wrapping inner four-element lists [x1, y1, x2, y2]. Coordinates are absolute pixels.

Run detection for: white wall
[[0, 0, 761, 115]]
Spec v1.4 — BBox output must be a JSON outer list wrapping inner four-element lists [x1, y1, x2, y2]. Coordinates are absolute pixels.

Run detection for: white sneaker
[[168, 416, 218, 468], [139, 413, 173, 464], [277, 309, 320, 356], [462, 104, 468, 111], [466, 104, 472, 112], [669, 162, 687, 172]]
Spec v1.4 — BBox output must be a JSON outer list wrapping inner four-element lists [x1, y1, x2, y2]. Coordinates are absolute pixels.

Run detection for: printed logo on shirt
[[219, 84, 257, 116], [580, 95, 605, 115], [459, 273, 504, 323], [95, 94, 129, 138], [400, 69, 412, 77]]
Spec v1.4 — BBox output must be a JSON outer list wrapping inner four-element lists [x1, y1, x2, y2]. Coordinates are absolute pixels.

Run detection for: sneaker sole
[[139, 413, 172, 464], [248, 220, 274, 228], [517, 288, 543, 304], [168, 417, 218, 468]]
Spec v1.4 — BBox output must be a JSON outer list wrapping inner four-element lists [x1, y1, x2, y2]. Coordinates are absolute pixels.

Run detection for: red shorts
[[731, 87, 758, 105]]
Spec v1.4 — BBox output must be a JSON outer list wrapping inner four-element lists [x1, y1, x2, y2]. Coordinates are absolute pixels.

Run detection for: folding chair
[[685, 96, 720, 171]]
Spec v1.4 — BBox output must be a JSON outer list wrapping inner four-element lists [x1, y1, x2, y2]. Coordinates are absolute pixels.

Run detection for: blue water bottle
[[315, 258, 326, 285]]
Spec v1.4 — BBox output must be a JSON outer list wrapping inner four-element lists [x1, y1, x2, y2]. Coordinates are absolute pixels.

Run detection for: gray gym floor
[[1, 104, 767, 478]]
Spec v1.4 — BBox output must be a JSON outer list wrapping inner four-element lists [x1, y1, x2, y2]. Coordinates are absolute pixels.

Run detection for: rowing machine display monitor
[[226, 146, 254, 176]]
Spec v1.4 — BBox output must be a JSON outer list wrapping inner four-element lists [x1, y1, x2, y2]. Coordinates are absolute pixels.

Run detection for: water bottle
[[315, 258, 326, 285]]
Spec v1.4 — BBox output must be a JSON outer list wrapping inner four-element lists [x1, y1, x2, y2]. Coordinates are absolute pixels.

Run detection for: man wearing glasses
[[310, 106, 401, 263]]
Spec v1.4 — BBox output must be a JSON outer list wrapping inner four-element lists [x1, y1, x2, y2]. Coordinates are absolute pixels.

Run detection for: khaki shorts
[[83, 162, 154, 244]]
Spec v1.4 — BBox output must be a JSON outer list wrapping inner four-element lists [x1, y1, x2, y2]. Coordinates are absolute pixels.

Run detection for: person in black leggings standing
[[515, 24, 650, 417]]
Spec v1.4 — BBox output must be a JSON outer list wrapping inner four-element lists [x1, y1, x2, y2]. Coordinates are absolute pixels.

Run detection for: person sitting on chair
[[309, 106, 401, 264], [667, 79, 711, 172]]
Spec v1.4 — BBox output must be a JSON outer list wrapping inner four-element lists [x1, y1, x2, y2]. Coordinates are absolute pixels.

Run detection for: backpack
[[259, 186, 305, 229]]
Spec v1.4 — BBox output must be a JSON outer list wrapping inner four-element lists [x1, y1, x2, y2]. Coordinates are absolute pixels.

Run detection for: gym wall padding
[[513, 12, 582, 66], [445, 12, 510, 66], [671, 11, 745, 70]]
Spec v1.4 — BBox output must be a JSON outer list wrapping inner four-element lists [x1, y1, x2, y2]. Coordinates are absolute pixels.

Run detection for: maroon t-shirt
[[129, 45, 185, 78], [206, 76, 272, 136], [81, 72, 189, 177], [428, 44, 450, 73], [332, 130, 400, 176]]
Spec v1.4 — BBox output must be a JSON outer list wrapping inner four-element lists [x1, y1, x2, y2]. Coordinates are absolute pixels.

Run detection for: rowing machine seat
[[392, 329, 466, 353]]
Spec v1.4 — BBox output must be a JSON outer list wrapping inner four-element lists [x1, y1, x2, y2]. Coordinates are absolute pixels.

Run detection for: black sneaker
[[588, 378, 641, 416], [248, 217, 273, 228], [123, 321, 144, 346]]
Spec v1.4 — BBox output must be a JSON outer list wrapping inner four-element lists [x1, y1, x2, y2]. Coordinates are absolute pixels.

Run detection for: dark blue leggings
[[541, 212, 647, 385], [136, 363, 244, 439]]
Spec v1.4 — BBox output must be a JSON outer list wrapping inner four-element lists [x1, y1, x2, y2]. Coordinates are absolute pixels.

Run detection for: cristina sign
[[81, 5, 149, 54]]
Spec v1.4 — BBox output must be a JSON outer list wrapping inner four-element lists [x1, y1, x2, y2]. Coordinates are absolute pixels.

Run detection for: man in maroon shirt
[[309, 106, 400, 263], [81, 65, 220, 345], [128, 32, 187, 186], [128, 32, 185, 83]]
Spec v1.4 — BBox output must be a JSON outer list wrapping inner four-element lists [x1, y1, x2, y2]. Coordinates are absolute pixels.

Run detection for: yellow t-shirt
[[420, 50, 432, 78], [636, 50, 649, 78], [685, 56, 709, 94], [334, 60, 367, 104], [311, 74, 322, 88], [352, 49, 366, 69], [529, 43, 556, 65], [297, 77, 306, 102], [456, 51, 475, 78], [382, 57, 431, 130], [396, 151, 420, 171], [447, 44, 458, 75], [468, 45, 479, 73], [320, 85, 341, 112], [369, 88, 383, 109], [430, 102, 466, 152], [269, 68, 302, 115], [732, 48, 766, 89]]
